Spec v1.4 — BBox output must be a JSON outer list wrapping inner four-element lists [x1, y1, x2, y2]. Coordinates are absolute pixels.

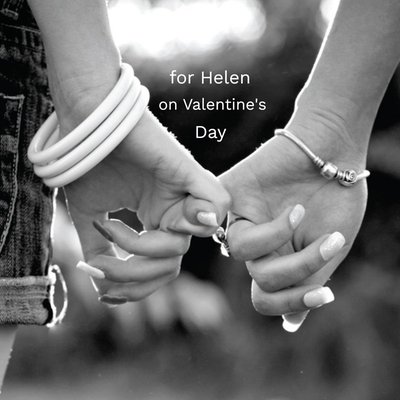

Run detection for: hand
[[51, 68, 230, 303], [220, 117, 368, 331]]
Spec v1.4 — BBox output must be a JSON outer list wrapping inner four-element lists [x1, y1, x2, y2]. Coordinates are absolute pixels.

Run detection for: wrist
[[286, 91, 371, 171], [49, 61, 121, 137]]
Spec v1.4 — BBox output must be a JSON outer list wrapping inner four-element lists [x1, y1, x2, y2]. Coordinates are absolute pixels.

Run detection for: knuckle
[[229, 237, 248, 260], [302, 258, 320, 277], [168, 264, 181, 280], [247, 263, 277, 292], [177, 238, 191, 255], [251, 283, 277, 315], [259, 278, 279, 293], [274, 224, 291, 244], [252, 294, 276, 315], [285, 296, 303, 314]]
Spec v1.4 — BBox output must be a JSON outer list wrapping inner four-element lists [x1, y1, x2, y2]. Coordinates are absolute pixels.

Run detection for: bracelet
[[34, 75, 141, 179], [28, 62, 150, 188], [274, 129, 370, 187], [43, 85, 149, 188], [28, 63, 134, 165]]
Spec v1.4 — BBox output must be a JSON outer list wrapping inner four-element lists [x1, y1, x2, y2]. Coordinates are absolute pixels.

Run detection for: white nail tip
[[76, 261, 105, 279], [303, 287, 335, 308], [282, 318, 303, 333], [289, 204, 305, 229], [197, 211, 218, 227], [320, 232, 346, 261]]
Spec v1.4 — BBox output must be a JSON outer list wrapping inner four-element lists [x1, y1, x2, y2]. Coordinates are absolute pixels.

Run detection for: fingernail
[[289, 204, 305, 229], [320, 232, 345, 261], [303, 287, 335, 308], [76, 261, 105, 279], [282, 312, 309, 333], [93, 220, 114, 242], [99, 294, 128, 305], [197, 211, 218, 227]]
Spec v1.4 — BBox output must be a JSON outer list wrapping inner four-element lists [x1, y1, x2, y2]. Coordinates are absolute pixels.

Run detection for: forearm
[[27, 0, 121, 129], [27, 0, 120, 74], [287, 0, 400, 158]]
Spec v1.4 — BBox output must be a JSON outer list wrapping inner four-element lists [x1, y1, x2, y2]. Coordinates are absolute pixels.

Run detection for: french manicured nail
[[289, 204, 305, 229], [99, 295, 128, 305], [320, 232, 345, 261], [303, 287, 335, 308], [197, 211, 218, 227], [282, 312, 309, 333], [93, 220, 114, 242], [76, 261, 105, 280]]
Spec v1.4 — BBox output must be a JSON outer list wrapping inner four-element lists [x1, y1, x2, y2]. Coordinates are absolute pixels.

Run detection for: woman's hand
[[48, 64, 230, 303], [63, 107, 229, 302], [220, 115, 368, 331]]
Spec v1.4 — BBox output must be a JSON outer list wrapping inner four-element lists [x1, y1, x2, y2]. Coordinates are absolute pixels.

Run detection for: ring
[[213, 224, 231, 257], [228, 216, 248, 228]]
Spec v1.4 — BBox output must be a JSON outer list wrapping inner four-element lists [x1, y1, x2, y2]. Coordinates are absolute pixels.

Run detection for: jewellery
[[34, 75, 141, 179], [275, 129, 370, 187], [28, 63, 150, 188], [47, 264, 68, 328], [213, 226, 230, 257], [43, 85, 149, 187], [28, 63, 134, 165], [213, 216, 249, 257]]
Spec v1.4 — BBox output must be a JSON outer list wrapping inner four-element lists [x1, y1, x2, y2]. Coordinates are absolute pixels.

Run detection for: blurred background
[[4, 0, 400, 399]]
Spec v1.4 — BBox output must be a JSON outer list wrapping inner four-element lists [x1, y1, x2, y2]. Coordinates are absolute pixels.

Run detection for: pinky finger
[[99, 273, 176, 304]]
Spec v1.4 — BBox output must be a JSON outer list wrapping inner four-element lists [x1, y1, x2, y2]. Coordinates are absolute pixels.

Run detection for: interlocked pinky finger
[[251, 280, 335, 316]]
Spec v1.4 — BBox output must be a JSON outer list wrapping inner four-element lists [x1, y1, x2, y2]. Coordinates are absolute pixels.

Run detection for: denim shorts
[[0, 0, 56, 325]]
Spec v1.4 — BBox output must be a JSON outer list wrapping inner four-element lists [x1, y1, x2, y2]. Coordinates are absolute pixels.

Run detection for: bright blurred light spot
[[320, 0, 340, 25], [220, 0, 266, 42], [108, 0, 266, 59]]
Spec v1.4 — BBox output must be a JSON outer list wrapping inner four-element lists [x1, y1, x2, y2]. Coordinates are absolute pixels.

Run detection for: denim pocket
[[0, 93, 24, 252]]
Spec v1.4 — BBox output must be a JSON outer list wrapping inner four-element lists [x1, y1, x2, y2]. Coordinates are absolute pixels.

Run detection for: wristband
[[28, 63, 150, 188], [34, 75, 141, 179], [43, 85, 150, 187], [275, 129, 370, 187], [28, 63, 134, 165]]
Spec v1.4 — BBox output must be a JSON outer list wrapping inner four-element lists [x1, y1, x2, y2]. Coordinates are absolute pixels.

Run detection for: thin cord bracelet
[[34, 75, 141, 179], [28, 62, 134, 165], [275, 129, 370, 187], [43, 85, 150, 188]]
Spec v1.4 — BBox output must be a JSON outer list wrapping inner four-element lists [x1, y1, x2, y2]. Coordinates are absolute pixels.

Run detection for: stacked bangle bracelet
[[275, 129, 370, 187], [28, 63, 149, 188]]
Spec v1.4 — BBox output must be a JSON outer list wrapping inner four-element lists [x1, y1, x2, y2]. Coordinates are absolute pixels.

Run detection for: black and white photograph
[[0, 0, 399, 399]]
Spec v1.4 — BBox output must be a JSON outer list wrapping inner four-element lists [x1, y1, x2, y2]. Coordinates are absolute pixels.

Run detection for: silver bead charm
[[320, 162, 339, 180], [338, 169, 358, 187]]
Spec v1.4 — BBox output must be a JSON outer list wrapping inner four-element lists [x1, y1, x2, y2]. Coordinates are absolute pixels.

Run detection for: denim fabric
[[0, 0, 56, 325]]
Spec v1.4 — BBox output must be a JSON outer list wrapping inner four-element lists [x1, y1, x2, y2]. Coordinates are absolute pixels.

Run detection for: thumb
[[160, 168, 231, 237], [160, 195, 223, 237]]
